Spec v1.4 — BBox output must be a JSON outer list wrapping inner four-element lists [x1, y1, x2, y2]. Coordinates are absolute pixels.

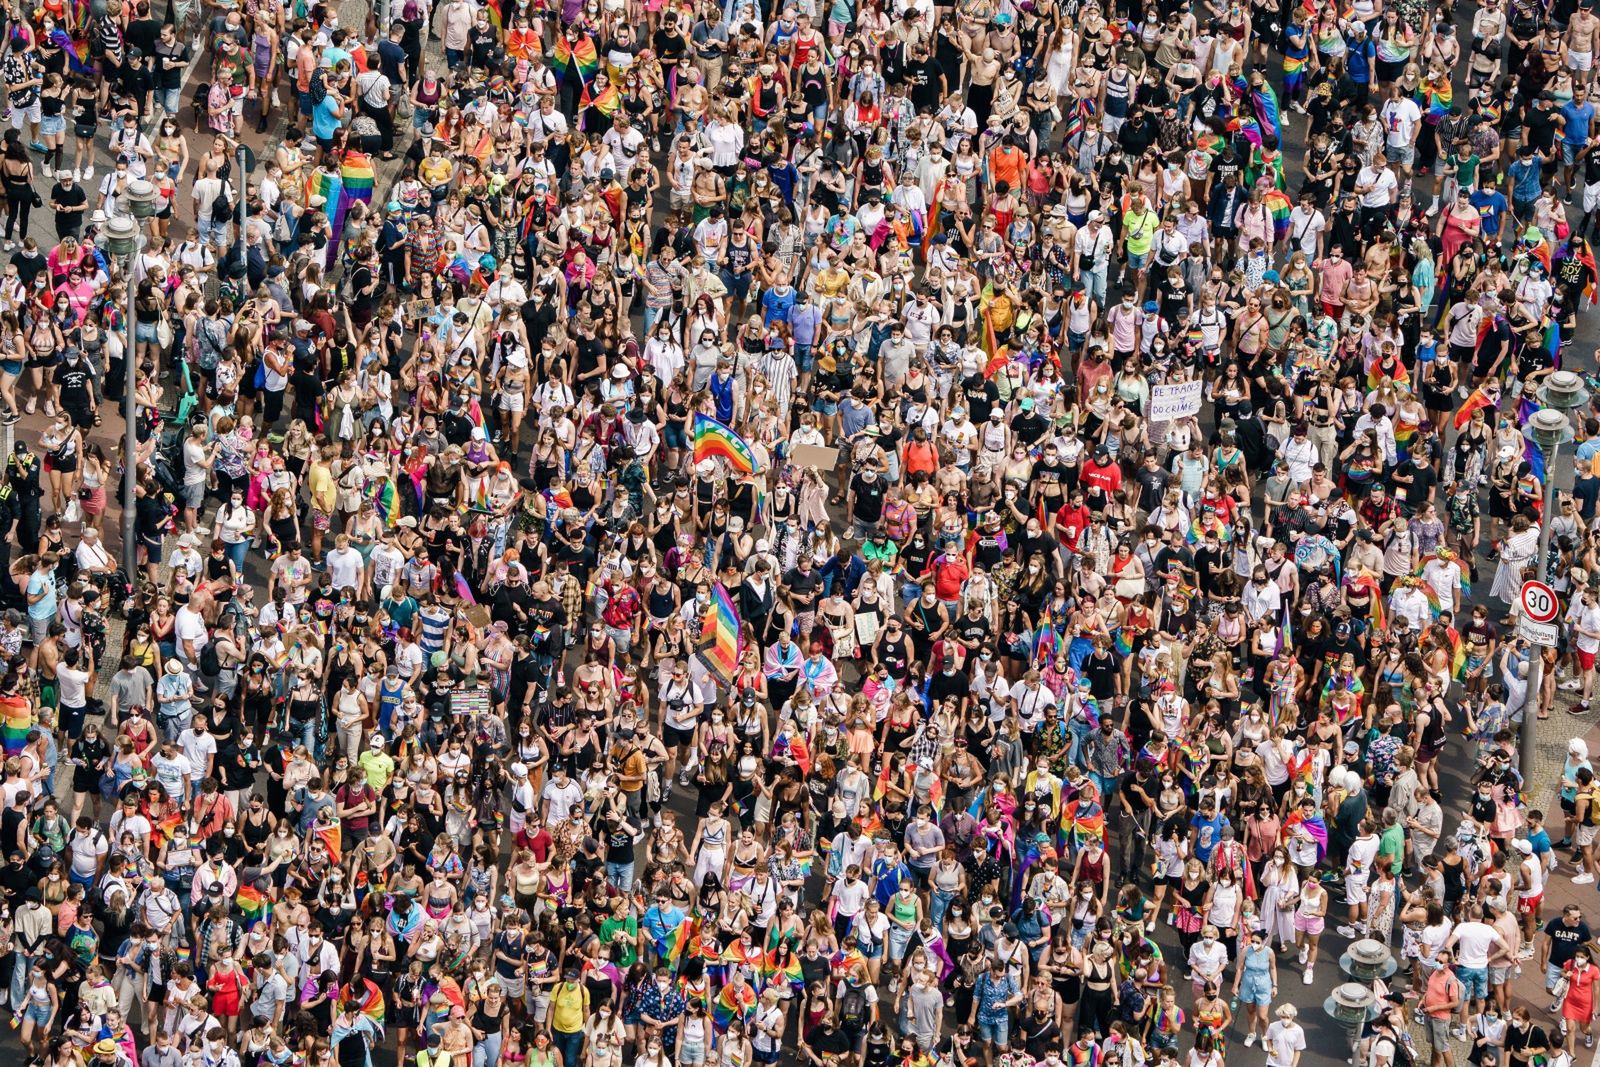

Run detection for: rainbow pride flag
[[692, 413, 760, 474], [344, 978, 386, 1030], [697, 582, 740, 684], [761, 949, 804, 991], [0, 694, 29, 756], [553, 34, 599, 84], [237, 885, 270, 926], [712, 982, 757, 1033], [664, 916, 701, 967], [315, 823, 342, 864], [340, 152, 375, 204], [1264, 188, 1292, 242]]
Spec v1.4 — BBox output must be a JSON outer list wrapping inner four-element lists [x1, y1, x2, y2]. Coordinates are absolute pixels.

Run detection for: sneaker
[[1244, 1034, 1257, 1048], [1298, 946, 1308, 965], [1452, 1026, 1467, 1041], [1303, 966, 1314, 984], [28, 141, 45, 154], [81, 165, 92, 180], [1572, 871, 1593, 884], [70, 168, 79, 181], [1337, 924, 1358, 938], [1551, 1001, 1565, 1013], [1521, 945, 1538, 959], [1587, 1034, 1594, 1050], [1562, 680, 1584, 691]]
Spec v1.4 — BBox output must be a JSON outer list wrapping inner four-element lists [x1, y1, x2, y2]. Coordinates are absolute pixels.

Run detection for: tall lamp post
[[104, 179, 160, 581], [1519, 370, 1591, 774], [1324, 940, 1396, 1065]]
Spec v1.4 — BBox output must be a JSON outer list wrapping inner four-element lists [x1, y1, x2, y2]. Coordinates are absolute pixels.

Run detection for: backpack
[[308, 68, 329, 107], [838, 985, 868, 1028], [211, 182, 233, 225], [198, 639, 221, 676], [1585, 788, 1600, 827]]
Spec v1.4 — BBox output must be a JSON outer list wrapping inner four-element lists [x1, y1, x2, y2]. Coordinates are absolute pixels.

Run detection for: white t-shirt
[[541, 778, 584, 824], [1451, 920, 1499, 970], [57, 664, 89, 708], [1265, 1021, 1306, 1067], [151, 751, 193, 800], [1359, 165, 1399, 209], [179, 728, 218, 773], [1569, 601, 1600, 653], [831, 877, 870, 917], [1381, 97, 1422, 147], [326, 546, 363, 591], [1347, 833, 1380, 878], [174, 606, 210, 660]]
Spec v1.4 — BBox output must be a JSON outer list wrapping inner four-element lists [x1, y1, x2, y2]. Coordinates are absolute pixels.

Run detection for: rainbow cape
[[340, 152, 375, 203], [1346, 573, 1387, 632], [344, 978, 386, 1031], [1251, 80, 1282, 142], [692, 413, 761, 474], [552, 35, 600, 84], [1422, 78, 1452, 122], [1447, 626, 1467, 681], [1264, 188, 1293, 242], [48, 28, 93, 74], [712, 982, 757, 1032], [581, 82, 621, 120], [761, 949, 804, 991], [1284, 809, 1329, 860], [0, 693, 30, 756]]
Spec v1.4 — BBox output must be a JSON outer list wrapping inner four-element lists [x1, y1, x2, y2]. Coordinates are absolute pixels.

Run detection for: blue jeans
[[11, 952, 32, 1010], [1067, 718, 1094, 768], [552, 1029, 584, 1067], [474, 1033, 503, 1067], [1080, 267, 1107, 308], [156, 87, 181, 114], [224, 539, 248, 573], [606, 861, 635, 893], [930, 889, 954, 928]]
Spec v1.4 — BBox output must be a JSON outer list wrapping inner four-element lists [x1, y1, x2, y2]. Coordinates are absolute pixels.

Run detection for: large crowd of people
[[0, 1, 1597, 1067]]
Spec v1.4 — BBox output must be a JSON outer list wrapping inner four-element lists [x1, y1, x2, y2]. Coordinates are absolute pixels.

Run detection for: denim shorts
[[1455, 965, 1489, 1001], [977, 1018, 1009, 1045]]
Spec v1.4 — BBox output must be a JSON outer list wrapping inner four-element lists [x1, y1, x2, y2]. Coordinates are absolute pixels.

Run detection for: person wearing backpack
[[968, 957, 1020, 1066], [548, 965, 590, 1067], [1572, 767, 1600, 887]]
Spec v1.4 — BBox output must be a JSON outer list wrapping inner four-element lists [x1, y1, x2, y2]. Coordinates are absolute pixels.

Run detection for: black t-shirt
[[783, 565, 822, 605], [50, 181, 86, 224], [604, 825, 635, 865], [905, 57, 945, 110], [1544, 917, 1591, 966], [849, 473, 887, 523], [1011, 411, 1049, 445], [651, 27, 688, 68], [1524, 105, 1559, 153], [152, 37, 188, 90], [1135, 465, 1170, 511], [54, 360, 92, 405], [377, 39, 407, 83], [961, 374, 999, 423]]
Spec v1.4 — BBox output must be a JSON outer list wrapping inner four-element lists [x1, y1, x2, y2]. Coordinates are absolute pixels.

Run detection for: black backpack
[[838, 985, 868, 1029], [308, 68, 329, 106], [199, 639, 221, 676], [210, 182, 233, 225]]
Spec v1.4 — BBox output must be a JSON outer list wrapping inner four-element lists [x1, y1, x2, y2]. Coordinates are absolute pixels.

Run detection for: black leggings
[[5, 193, 30, 241], [1078, 987, 1116, 1039]]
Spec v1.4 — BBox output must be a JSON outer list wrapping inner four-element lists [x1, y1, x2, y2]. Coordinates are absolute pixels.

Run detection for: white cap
[[1511, 838, 1534, 854]]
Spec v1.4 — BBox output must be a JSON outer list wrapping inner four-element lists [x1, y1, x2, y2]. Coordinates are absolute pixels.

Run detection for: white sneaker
[[1299, 946, 1309, 965], [70, 168, 79, 181], [1303, 966, 1315, 984], [1337, 924, 1358, 939], [81, 165, 92, 180], [1575, 872, 1595, 884], [1244, 1034, 1257, 1048], [1562, 680, 1584, 691]]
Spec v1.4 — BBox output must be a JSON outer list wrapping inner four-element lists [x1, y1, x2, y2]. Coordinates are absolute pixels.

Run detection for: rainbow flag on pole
[[237, 885, 270, 926], [692, 413, 761, 475], [697, 582, 741, 684]]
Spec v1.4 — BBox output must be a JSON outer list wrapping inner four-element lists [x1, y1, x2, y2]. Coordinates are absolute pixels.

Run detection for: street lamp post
[[1519, 370, 1591, 774], [1325, 940, 1396, 1066], [105, 179, 160, 583]]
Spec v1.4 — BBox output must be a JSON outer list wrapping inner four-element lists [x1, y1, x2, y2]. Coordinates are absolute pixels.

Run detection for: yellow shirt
[[307, 461, 336, 514], [419, 156, 454, 187], [357, 749, 396, 791], [551, 981, 588, 1034]]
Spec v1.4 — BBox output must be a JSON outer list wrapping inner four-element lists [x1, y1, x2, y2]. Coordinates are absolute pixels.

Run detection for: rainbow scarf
[[696, 582, 741, 684], [552, 35, 600, 84], [0, 694, 30, 756], [1061, 98, 1095, 145], [692, 413, 761, 474]]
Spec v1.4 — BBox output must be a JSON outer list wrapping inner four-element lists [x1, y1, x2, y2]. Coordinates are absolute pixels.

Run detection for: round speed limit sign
[[1521, 580, 1559, 624]]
